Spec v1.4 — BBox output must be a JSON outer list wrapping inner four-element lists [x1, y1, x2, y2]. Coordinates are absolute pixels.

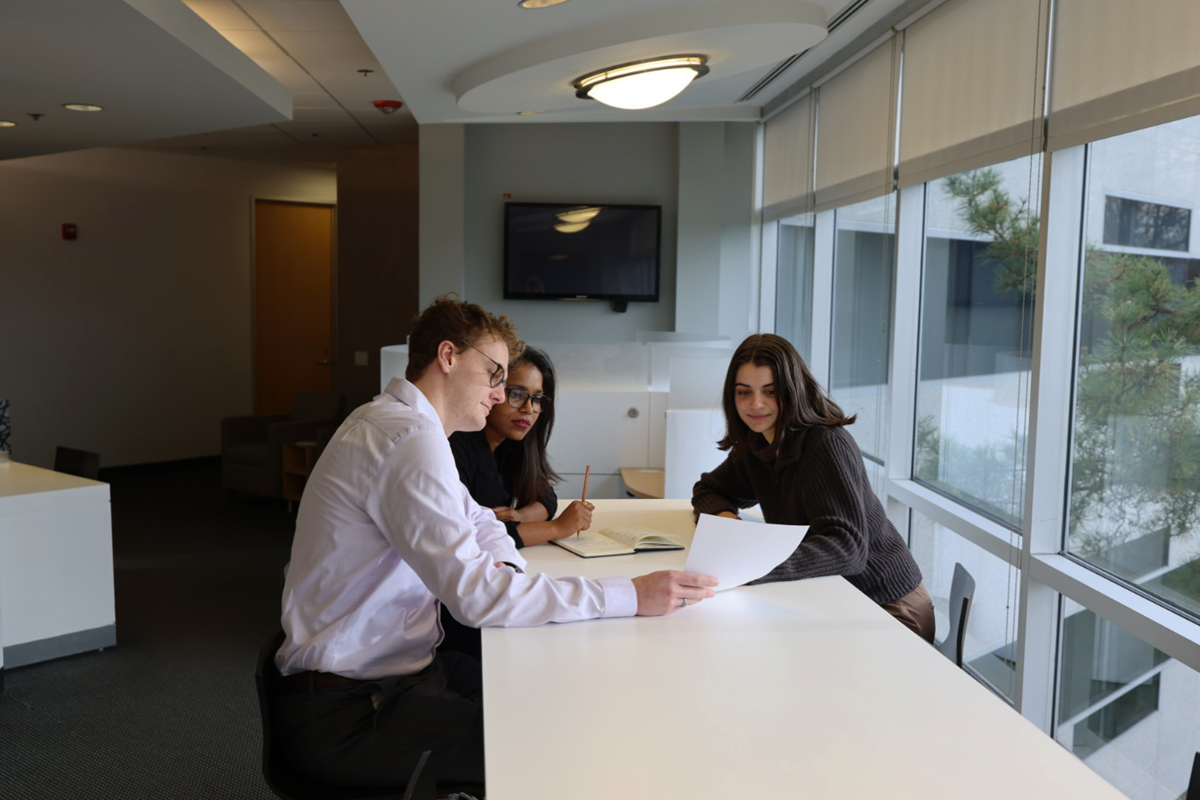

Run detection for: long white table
[[0, 461, 116, 670], [481, 499, 1124, 800]]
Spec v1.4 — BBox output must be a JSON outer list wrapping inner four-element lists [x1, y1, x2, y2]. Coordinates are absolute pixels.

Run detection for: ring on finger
[[680, 597, 688, 608]]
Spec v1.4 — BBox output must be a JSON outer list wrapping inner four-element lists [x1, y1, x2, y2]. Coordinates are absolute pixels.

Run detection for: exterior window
[[1103, 195, 1190, 251], [774, 214, 815, 364], [831, 195, 894, 462], [1068, 119, 1200, 622], [908, 509, 1019, 702], [1054, 604, 1197, 799], [914, 158, 1037, 527]]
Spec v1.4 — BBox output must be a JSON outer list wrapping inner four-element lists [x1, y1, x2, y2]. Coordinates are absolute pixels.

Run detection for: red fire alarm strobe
[[373, 99, 403, 114], [62, 223, 78, 240]]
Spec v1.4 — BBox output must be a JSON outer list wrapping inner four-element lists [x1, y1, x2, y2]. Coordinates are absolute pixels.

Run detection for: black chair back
[[936, 562, 976, 668], [254, 630, 429, 800], [54, 446, 100, 480]]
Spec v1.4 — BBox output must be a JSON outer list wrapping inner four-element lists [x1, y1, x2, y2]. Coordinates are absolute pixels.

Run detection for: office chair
[[54, 446, 101, 480], [935, 562, 976, 668], [221, 392, 345, 500], [1186, 751, 1200, 800], [255, 630, 433, 800]]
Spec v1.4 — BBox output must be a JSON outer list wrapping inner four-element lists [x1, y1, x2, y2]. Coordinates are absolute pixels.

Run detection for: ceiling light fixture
[[554, 221, 590, 234], [555, 206, 601, 225], [574, 55, 709, 110], [62, 103, 102, 112], [0, 121, 16, 128], [519, 0, 570, 7]]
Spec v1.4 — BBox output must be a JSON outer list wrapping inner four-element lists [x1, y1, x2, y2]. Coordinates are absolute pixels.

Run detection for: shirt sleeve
[[366, 428, 635, 626], [691, 450, 757, 520], [752, 430, 871, 584]]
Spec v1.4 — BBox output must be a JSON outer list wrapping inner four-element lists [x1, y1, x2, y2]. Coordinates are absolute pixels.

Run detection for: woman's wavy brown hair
[[717, 333, 855, 459]]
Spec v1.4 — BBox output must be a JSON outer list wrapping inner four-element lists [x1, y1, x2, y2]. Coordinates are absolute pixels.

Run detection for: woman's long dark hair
[[503, 346, 561, 507], [717, 333, 855, 460]]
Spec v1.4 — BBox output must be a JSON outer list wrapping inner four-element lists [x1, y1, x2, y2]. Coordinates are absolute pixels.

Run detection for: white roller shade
[[898, 0, 1048, 187], [814, 37, 898, 212], [1049, 0, 1200, 151], [762, 92, 815, 221]]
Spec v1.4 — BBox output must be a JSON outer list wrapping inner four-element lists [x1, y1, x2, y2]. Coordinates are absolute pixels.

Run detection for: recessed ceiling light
[[519, 0, 569, 8], [62, 104, 103, 112], [575, 56, 709, 110], [0, 121, 16, 128], [517, 110, 546, 116]]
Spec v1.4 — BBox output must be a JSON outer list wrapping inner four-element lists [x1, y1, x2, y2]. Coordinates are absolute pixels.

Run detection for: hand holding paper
[[684, 513, 808, 591]]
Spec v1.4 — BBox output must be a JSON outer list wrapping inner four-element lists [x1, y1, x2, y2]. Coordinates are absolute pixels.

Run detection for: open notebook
[[551, 526, 685, 558]]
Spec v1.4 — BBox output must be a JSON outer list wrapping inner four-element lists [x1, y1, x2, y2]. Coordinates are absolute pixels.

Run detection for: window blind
[[897, 0, 1048, 188], [1048, 0, 1200, 151], [813, 37, 899, 212], [762, 92, 815, 222]]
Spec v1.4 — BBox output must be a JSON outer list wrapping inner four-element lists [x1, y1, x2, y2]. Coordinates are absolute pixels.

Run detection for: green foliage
[[941, 168, 1200, 557]]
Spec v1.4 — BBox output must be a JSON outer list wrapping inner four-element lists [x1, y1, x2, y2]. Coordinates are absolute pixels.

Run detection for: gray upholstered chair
[[221, 392, 344, 500]]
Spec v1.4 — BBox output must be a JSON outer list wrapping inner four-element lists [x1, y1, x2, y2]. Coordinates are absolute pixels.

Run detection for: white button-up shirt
[[276, 378, 637, 680]]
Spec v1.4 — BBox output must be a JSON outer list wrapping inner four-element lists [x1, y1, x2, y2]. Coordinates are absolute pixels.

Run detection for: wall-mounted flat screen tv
[[503, 202, 661, 303]]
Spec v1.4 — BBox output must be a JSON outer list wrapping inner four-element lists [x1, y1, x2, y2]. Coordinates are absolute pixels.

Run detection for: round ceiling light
[[0, 121, 16, 128], [574, 55, 709, 110], [62, 104, 103, 112], [518, 0, 570, 7], [554, 221, 590, 234]]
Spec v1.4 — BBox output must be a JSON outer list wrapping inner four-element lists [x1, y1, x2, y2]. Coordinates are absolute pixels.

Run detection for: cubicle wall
[[381, 338, 733, 500]]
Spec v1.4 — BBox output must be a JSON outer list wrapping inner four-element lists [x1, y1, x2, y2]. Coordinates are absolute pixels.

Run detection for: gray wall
[[420, 121, 760, 345], [0, 147, 335, 469]]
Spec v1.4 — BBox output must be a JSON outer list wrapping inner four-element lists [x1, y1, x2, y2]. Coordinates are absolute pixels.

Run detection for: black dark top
[[448, 430, 558, 549]]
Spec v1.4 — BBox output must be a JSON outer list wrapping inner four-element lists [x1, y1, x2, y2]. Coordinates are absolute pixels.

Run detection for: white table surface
[[481, 499, 1124, 800], [0, 460, 115, 665]]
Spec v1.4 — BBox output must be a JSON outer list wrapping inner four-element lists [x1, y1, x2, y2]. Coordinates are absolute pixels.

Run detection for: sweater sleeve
[[751, 429, 871, 584], [691, 450, 757, 521]]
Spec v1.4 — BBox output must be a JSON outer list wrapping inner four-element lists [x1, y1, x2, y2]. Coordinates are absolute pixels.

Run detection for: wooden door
[[254, 200, 335, 415]]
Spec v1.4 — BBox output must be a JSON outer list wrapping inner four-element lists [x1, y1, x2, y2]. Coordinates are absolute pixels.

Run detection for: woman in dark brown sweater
[[691, 333, 935, 641]]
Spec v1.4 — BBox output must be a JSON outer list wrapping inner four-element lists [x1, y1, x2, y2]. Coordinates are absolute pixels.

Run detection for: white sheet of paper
[[685, 513, 808, 591]]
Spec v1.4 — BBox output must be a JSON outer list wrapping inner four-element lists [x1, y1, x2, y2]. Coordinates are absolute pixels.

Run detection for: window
[[831, 195, 894, 462], [774, 214, 815, 364], [1054, 604, 1198, 798], [913, 158, 1038, 526], [1068, 118, 1200, 622], [907, 509, 1020, 702]]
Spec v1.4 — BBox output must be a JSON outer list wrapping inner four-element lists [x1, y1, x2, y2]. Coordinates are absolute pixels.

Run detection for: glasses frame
[[455, 339, 506, 388], [505, 388, 550, 411]]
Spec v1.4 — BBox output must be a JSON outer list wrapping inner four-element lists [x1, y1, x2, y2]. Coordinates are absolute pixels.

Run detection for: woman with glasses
[[449, 346, 593, 549]]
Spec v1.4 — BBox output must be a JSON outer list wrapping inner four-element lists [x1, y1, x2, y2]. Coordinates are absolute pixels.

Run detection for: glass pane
[[907, 508, 1020, 703], [831, 195, 894, 461], [914, 157, 1038, 528], [1055, 601, 1198, 799], [774, 213, 815, 364], [1067, 117, 1200, 620]]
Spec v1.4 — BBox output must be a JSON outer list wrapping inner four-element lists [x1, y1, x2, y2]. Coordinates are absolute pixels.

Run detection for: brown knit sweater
[[691, 423, 923, 606]]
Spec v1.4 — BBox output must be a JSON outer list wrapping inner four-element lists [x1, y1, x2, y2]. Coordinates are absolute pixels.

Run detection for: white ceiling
[[1, 0, 909, 170]]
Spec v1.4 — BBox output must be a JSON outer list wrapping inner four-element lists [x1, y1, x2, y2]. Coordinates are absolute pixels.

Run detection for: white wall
[[0, 147, 336, 469]]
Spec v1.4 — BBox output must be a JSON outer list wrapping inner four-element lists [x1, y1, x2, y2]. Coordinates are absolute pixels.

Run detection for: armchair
[[221, 391, 345, 500]]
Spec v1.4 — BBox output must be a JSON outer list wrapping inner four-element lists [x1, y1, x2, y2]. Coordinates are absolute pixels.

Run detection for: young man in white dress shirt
[[273, 296, 717, 797]]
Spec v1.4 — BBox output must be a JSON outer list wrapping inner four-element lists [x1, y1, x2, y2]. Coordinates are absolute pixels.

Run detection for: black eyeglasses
[[505, 388, 550, 411], [455, 339, 506, 388]]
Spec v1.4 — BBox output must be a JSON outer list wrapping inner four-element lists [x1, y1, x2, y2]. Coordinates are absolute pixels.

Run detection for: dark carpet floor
[[1, 459, 294, 799]]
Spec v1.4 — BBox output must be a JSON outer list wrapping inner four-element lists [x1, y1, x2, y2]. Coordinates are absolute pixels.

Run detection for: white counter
[[0, 461, 116, 668]]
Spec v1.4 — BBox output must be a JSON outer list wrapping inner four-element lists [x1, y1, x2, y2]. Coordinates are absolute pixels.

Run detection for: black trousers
[[274, 652, 485, 795]]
